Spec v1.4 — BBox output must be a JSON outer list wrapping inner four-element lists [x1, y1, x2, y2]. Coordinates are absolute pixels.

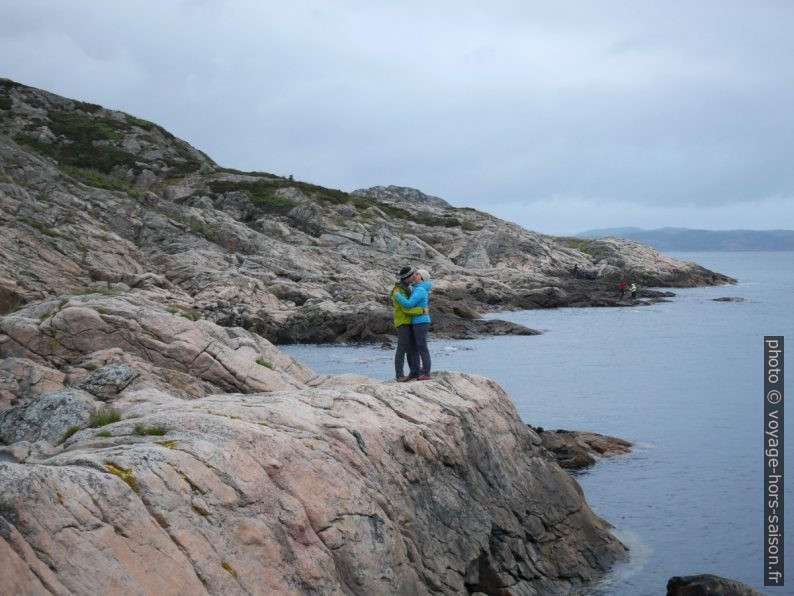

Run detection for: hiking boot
[[396, 376, 412, 382], [417, 375, 431, 381]]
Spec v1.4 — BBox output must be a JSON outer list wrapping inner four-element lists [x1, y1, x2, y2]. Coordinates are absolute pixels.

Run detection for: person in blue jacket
[[393, 268, 432, 380]]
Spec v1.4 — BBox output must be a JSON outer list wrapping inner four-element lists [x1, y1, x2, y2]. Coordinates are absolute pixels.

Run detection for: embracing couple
[[390, 266, 432, 382]]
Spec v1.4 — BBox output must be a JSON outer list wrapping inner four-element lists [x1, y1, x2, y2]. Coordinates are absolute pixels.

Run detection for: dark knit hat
[[398, 266, 415, 281]]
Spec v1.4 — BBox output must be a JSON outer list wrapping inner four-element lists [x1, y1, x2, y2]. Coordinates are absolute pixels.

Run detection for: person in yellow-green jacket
[[391, 266, 425, 381]]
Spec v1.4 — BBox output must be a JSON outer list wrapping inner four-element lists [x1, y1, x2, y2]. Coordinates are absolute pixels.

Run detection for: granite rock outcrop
[[1, 293, 627, 594]]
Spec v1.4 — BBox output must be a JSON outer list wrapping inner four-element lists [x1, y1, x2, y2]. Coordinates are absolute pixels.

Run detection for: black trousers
[[395, 324, 418, 378], [412, 323, 431, 376]]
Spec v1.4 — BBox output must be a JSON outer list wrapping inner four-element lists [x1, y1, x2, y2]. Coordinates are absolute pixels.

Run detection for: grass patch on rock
[[209, 180, 297, 215], [551, 236, 613, 261], [166, 306, 200, 321], [351, 195, 377, 210], [75, 288, 118, 298], [124, 114, 157, 131], [89, 407, 121, 428], [461, 221, 482, 231], [60, 165, 140, 196], [48, 111, 123, 143], [133, 425, 166, 436], [13, 129, 137, 175], [372, 203, 464, 228], [294, 181, 348, 205], [188, 222, 218, 244], [22, 218, 61, 238], [255, 358, 274, 369], [13, 108, 199, 186], [61, 426, 80, 443]]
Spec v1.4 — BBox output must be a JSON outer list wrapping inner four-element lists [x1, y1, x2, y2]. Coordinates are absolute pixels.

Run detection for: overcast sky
[[3, 0, 793, 235]]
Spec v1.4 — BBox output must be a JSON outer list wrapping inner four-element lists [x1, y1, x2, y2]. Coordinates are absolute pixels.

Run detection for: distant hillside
[[352, 185, 452, 209], [0, 78, 733, 345], [578, 227, 794, 251]]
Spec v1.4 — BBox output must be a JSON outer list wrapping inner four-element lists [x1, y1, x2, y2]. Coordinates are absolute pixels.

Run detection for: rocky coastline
[[0, 79, 740, 593], [0, 79, 733, 346], [1, 293, 628, 594]]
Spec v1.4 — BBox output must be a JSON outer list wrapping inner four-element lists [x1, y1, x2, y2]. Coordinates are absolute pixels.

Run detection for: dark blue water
[[282, 252, 793, 594]]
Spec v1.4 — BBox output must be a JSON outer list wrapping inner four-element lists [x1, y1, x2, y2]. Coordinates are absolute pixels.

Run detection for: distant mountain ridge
[[577, 227, 794, 251]]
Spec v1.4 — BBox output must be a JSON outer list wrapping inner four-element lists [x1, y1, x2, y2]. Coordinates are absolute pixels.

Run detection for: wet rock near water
[[712, 297, 746, 303], [667, 573, 763, 595], [530, 426, 633, 469]]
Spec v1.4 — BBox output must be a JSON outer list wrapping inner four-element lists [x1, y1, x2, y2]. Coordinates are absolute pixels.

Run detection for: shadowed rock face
[[0, 79, 733, 345], [1, 294, 627, 594]]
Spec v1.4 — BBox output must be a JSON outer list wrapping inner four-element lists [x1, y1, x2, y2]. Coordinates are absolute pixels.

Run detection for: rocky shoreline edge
[[529, 426, 633, 470], [0, 291, 631, 594]]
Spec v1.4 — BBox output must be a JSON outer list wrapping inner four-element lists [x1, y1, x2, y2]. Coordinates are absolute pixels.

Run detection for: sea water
[[282, 252, 793, 594]]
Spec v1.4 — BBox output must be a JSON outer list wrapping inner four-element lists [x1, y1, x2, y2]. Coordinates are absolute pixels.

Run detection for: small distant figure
[[630, 283, 637, 299], [572, 264, 580, 278], [618, 280, 626, 298]]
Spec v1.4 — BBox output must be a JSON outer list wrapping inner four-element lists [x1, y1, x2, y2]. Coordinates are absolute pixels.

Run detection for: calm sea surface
[[282, 252, 793, 594]]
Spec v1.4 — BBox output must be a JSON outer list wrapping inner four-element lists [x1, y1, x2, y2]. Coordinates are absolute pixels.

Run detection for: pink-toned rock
[[1, 369, 627, 594], [0, 357, 65, 411], [0, 294, 311, 395], [0, 462, 206, 595], [0, 293, 627, 593]]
